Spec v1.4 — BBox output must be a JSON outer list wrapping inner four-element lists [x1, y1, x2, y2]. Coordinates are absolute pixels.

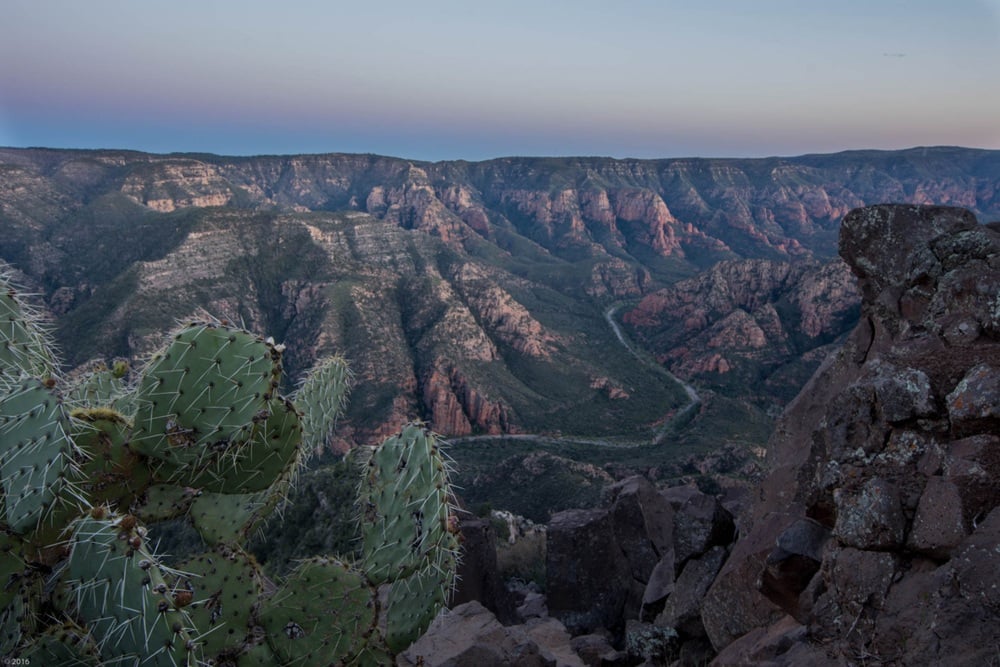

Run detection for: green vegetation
[[0, 273, 459, 665]]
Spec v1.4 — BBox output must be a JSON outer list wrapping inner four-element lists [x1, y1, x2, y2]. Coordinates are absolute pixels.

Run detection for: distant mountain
[[0, 146, 996, 445]]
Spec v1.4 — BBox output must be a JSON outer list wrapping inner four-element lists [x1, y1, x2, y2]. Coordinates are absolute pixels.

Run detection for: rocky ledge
[[705, 204, 1000, 665], [420, 204, 1000, 666]]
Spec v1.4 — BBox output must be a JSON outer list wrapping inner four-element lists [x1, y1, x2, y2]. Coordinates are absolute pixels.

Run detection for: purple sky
[[2, 0, 998, 161]]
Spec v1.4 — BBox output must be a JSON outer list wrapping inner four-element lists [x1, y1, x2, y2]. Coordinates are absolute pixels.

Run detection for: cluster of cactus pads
[[0, 273, 460, 665]]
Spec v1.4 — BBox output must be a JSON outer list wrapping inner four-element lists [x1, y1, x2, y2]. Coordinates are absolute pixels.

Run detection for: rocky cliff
[[704, 205, 1000, 664], [1, 147, 998, 443]]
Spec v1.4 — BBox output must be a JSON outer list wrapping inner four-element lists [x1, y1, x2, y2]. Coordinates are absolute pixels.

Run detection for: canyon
[[0, 146, 998, 447]]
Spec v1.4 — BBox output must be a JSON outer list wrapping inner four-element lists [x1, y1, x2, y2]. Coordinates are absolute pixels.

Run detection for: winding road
[[604, 304, 701, 443], [450, 304, 701, 448]]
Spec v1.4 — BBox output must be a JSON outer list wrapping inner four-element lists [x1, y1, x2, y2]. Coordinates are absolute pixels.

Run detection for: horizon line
[[0, 144, 995, 165]]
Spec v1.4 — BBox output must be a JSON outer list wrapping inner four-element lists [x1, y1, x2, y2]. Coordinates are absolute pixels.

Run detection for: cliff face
[[705, 205, 1000, 664], [624, 258, 861, 410], [1, 147, 998, 443]]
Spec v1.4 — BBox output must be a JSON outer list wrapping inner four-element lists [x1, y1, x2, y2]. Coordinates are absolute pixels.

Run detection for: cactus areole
[[0, 271, 460, 665]]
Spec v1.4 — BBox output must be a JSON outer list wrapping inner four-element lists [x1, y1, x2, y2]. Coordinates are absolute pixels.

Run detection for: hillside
[[0, 146, 997, 444]]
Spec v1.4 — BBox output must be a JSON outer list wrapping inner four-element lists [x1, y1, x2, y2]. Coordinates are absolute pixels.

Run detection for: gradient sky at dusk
[[2, 1, 998, 161]]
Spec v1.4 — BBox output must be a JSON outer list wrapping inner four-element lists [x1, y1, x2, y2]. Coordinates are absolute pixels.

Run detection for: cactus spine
[[0, 272, 460, 665]]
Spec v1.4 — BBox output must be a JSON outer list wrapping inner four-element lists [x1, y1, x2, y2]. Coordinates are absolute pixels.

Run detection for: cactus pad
[[181, 397, 302, 495], [135, 483, 201, 524], [63, 514, 201, 666], [295, 355, 352, 457], [73, 409, 150, 511], [384, 565, 453, 652], [0, 379, 83, 533], [0, 278, 56, 384], [21, 622, 101, 665], [259, 557, 379, 665], [173, 545, 263, 661], [189, 488, 271, 546], [131, 323, 279, 475], [358, 424, 459, 586], [65, 362, 135, 416]]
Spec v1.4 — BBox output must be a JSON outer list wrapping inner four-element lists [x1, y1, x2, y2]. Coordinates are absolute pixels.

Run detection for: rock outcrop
[[709, 204, 1000, 664], [545, 476, 739, 658], [624, 257, 861, 410]]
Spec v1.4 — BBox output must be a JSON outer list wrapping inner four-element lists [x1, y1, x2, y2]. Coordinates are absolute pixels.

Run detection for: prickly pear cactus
[[0, 274, 57, 384], [57, 512, 201, 666], [0, 378, 83, 533], [0, 271, 460, 665]]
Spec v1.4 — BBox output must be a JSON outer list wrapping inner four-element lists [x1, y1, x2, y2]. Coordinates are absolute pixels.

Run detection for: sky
[[1, 0, 998, 162]]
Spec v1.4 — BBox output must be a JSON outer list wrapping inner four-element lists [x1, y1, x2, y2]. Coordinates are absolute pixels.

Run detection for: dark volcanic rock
[[760, 518, 830, 619], [545, 508, 630, 635], [672, 490, 735, 565], [656, 545, 727, 637], [451, 517, 518, 623], [712, 204, 1000, 662], [547, 476, 676, 634], [606, 476, 675, 620]]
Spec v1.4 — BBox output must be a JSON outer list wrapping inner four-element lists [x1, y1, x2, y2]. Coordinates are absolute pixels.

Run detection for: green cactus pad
[[0, 582, 27, 656], [181, 397, 302, 495], [173, 545, 263, 661], [72, 409, 151, 511], [260, 557, 378, 665], [384, 565, 453, 652], [353, 642, 395, 667], [0, 277, 56, 384], [64, 514, 201, 666], [131, 322, 279, 474], [235, 640, 279, 666], [358, 424, 459, 586], [20, 621, 101, 666], [295, 355, 352, 458], [65, 363, 136, 416], [189, 488, 271, 546], [0, 379, 84, 533], [135, 483, 201, 524], [0, 531, 25, 609]]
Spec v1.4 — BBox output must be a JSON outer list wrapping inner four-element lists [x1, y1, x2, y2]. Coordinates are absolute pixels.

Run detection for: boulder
[[397, 601, 551, 667], [523, 617, 586, 667], [624, 620, 679, 665], [832, 477, 906, 549], [907, 476, 966, 558], [656, 545, 727, 637], [760, 518, 830, 618], [451, 516, 518, 623], [546, 508, 630, 634], [569, 634, 624, 667], [606, 475, 674, 582], [947, 363, 1000, 436], [709, 615, 828, 666], [701, 512, 788, 651], [640, 551, 676, 621], [672, 490, 735, 565]]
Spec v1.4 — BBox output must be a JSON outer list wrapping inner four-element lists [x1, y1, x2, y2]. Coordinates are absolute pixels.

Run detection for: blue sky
[[1, 1, 998, 161]]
